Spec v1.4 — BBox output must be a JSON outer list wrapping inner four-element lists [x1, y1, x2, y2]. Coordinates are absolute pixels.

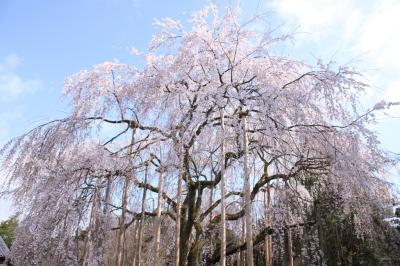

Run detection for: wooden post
[[241, 216, 246, 265], [175, 145, 184, 266], [209, 167, 215, 254], [220, 108, 227, 266], [116, 128, 136, 266], [82, 175, 105, 266], [136, 163, 149, 266], [263, 184, 273, 266], [285, 180, 294, 266], [154, 164, 165, 266], [243, 114, 254, 266], [131, 220, 139, 266]]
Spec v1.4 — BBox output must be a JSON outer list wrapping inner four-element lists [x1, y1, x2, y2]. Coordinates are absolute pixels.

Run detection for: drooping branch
[[199, 150, 244, 189], [136, 180, 177, 209], [209, 172, 289, 224], [199, 191, 242, 222]]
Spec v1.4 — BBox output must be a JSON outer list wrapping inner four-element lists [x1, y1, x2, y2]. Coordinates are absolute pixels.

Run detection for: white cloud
[[270, 0, 363, 40], [0, 54, 22, 71], [356, 1, 400, 69], [0, 54, 41, 100], [270, 0, 400, 105], [0, 110, 23, 145], [0, 109, 22, 221], [0, 199, 13, 221]]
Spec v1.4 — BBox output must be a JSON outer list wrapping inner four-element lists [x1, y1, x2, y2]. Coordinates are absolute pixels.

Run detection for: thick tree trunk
[[242, 115, 254, 266], [136, 163, 149, 266], [116, 129, 136, 266], [154, 165, 165, 266], [179, 184, 197, 265], [220, 108, 227, 266], [187, 240, 205, 266]]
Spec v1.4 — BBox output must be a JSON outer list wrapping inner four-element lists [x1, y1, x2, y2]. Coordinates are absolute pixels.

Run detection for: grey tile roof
[[0, 236, 10, 258]]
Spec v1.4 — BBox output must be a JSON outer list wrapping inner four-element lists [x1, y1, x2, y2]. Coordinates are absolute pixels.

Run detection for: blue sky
[[1, 0, 399, 220]]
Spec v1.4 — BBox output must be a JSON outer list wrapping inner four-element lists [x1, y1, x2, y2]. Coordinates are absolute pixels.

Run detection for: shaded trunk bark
[[179, 184, 196, 265], [187, 240, 205, 266], [178, 172, 205, 265]]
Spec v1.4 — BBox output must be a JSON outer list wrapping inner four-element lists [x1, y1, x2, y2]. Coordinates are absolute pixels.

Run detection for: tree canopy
[[1, 4, 399, 266]]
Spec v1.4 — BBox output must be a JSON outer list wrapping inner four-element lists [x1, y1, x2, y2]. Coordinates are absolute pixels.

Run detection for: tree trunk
[[187, 240, 205, 266], [154, 164, 165, 266], [136, 163, 149, 266], [179, 184, 197, 265], [220, 108, 227, 266], [243, 115, 254, 266], [116, 129, 136, 266]]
